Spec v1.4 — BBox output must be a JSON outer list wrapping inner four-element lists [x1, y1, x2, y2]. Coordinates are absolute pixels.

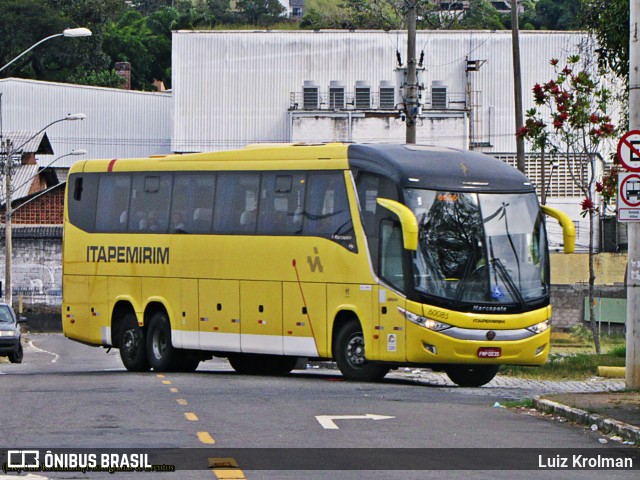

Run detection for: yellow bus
[[62, 143, 575, 387]]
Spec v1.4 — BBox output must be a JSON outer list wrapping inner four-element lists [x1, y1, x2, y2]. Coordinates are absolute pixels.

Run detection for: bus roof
[[348, 144, 534, 193], [72, 143, 534, 194]]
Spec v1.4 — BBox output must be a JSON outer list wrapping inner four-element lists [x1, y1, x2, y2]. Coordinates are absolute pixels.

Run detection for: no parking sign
[[617, 130, 640, 172]]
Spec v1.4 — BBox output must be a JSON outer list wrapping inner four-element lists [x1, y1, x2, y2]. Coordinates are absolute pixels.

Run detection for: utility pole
[[2, 139, 12, 306], [511, 0, 526, 173], [627, 0, 640, 389], [405, 1, 418, 144]]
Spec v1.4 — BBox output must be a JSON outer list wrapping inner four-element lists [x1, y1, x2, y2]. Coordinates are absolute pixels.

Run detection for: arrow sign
[[315, 414, 395, 430]]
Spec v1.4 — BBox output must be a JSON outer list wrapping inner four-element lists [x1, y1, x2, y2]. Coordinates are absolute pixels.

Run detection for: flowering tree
[[517, 55, 618, 353]]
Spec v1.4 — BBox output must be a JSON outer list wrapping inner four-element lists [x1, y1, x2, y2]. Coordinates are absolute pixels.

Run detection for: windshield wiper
[[491, 256, 525, 309]]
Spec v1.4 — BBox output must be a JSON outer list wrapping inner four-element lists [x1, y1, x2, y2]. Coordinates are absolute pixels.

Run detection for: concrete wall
[[0, 226, 62, 308]]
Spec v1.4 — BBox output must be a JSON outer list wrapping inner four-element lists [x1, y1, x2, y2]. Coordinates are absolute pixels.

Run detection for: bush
[[570, 323, 593, 342]]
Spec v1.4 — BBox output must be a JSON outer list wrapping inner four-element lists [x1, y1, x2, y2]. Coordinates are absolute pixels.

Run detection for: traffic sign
[[618, 172, 640, 221], [617, 130, 640, 171]]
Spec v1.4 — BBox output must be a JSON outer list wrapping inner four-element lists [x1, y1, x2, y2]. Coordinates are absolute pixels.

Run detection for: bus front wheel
[[334, 319, 389, 382], [444, 364, 500, 387], [119, 313, 150, 372], [146, 312, 177, 372]]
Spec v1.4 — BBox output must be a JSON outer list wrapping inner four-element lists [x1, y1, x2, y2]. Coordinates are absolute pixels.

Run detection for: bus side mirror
[[541, 205, 575, 254], [376, 198, 418, 251]]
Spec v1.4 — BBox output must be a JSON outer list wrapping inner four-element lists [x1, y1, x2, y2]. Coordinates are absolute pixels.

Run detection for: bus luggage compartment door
[[198, 279, 240, 352], [240, 281, 283, 355]]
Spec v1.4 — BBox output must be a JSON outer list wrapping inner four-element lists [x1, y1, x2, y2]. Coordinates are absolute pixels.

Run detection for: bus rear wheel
[[334, 319, 389, 382], [146, 311, 177, 372], [119, 313, 150, 372], [444, 364, 500, 387]]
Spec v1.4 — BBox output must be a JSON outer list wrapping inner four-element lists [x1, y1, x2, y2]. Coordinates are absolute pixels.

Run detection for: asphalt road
[[0, 334, 637, 480]]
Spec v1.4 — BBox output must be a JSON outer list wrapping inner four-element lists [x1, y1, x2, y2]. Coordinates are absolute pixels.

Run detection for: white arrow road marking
[[315, 414, 395, 430]]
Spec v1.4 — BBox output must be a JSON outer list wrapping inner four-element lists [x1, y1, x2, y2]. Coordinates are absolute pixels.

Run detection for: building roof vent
[[379, 80, 395, 110], [329, 80, 345, 110], [303, 80, 319, 110], [355, 80, 371, 109]]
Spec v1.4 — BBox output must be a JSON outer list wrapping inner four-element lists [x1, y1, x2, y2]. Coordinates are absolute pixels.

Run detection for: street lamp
[[0, 28, 92, 74], [2, 115, 87, 305]]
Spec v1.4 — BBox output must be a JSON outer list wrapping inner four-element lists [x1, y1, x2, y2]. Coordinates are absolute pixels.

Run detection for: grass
[[500, 331, 627, 380], [500, 398, 536, 409]]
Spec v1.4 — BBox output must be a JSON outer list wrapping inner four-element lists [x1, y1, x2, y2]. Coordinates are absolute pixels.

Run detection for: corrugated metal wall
[[0, 78, 173, 167], [172, 30, 596, 153]]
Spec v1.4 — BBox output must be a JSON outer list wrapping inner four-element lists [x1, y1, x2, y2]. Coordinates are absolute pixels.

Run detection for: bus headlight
[[398, 307, 451, 332], [0, 330, 17, 337], [526, 320, 550, 335]]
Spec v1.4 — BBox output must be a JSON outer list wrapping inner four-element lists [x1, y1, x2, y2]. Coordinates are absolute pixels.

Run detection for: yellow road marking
[[169, 387, 178, 393], [213, 469, 246, 479], [156, 374, 165, 378], [184, 412, 198, 421], [197, 431, 215, 445], [162, 380, 172, 385], [177, 398, 188, 406]]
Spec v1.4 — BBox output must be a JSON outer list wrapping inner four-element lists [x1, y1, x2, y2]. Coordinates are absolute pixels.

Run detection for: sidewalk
[[534, 391, 640, 445], [390, 368, 639, 445]]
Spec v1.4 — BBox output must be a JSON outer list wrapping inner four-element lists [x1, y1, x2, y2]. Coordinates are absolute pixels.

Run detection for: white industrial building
[[172, 30, 622, 251], [0, 78, 173, 168]]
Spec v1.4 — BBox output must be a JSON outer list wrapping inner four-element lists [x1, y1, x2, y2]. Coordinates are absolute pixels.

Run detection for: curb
[[534, 397, 640, 445], [597, 366, 626, 378]]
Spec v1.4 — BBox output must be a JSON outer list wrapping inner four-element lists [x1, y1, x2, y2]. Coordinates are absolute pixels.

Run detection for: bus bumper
[[405, 321, 551, 366]]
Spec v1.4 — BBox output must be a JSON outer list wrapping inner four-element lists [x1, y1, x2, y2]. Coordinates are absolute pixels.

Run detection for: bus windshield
[[405, 189, 549, 310]]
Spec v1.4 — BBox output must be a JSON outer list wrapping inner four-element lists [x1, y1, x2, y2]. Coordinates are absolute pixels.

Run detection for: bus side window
[[355, 172, 399, 270], [68, 173, 99, 232], [258, 173, 305, 235], [304, 172, 354, 249], [380, 219, 405, 292], [95, 175, 131, 233], [172, 173, 216, 233], [214, 173, 260, 234], [127, 174, 172, 233]]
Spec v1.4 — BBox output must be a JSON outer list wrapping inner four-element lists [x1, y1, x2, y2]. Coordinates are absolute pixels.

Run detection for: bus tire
[[444, 364, 500, 387], [146, 311, 177, 372], [119, 313, 150, 372], [334, 319, 389, 382]]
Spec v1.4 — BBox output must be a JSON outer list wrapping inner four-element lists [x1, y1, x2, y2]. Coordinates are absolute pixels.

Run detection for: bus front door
[[375, 286, 406, 362]]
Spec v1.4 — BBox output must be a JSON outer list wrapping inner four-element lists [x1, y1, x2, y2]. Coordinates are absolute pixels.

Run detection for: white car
[[0, 303, 25, 363]]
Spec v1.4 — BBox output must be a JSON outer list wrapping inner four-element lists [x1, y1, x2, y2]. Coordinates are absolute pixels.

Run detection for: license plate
[[477, 347, 501, 358]]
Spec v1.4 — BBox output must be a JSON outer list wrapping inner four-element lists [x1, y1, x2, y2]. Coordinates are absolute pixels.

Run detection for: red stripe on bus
[[107, 159, 117, 172]]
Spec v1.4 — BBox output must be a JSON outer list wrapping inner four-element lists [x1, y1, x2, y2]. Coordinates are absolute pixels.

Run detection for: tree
[[456, 0, 505, 30], [581, 0, 629, 81], [0, 0, 69, 79], [235, 0, 286, 26], [518, 55, 617, 353], [535, 0, 582, 30], [102, 9, 155, 90]]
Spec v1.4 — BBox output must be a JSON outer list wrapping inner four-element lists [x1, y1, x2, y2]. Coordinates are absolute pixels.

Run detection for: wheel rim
[[346, 332, 366, 368], [152, 327, 166, 360], [122, 329, 139, 360]]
